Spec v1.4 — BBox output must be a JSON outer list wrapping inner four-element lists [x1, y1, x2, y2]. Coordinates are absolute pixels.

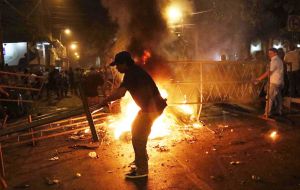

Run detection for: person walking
[[255, 48, 284, 117], [99, 51, 167, 179]]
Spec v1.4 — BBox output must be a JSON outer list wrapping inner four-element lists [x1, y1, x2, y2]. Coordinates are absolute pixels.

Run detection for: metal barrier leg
[[28, 115, 35, 146], [0, 144, 8, 189], [78, 83, 99, 142], [1, 114, 8, 129]]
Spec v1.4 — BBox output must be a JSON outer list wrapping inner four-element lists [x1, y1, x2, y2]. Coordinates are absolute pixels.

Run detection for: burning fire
[[107, 86, 202, 140], [142, 50, 151, 64]]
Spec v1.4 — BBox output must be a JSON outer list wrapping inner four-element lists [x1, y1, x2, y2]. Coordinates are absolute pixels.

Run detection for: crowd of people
[[255, 43, 300, 117], [0, 66, 108, 121]]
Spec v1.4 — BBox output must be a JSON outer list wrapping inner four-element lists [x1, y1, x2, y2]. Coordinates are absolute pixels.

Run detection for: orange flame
[[142, 50, 151, 64], [107, 85, 201, 140]]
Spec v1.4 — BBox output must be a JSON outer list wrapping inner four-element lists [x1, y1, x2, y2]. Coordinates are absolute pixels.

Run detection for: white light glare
[[273, 43, 283, 49], [166, 5, 182, 24]]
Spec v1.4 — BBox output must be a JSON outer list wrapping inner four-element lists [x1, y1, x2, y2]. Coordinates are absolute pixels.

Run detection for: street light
[[70, 43, 77, 50], [166, 5, 183, 25], [59, 28, 71, 42]]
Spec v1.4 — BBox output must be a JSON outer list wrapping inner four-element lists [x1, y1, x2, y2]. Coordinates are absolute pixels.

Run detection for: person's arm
[[254, 60, 277, 84], [99, 86, 127, 106], [254, 70, 274, 84]]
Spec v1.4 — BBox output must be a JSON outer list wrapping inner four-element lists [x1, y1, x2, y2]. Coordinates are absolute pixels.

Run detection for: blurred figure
[[284, 44, 300, 97], [18, 53, 28, 71], [43, 68, 50, 98], [82, 67, 104, 105], [61, 70, 69, 97], [73, 68, 81, 95], [68, 67, 75, 95]]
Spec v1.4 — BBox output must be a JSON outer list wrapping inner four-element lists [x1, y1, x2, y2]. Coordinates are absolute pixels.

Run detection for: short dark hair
[[268, 48, 278, 54]]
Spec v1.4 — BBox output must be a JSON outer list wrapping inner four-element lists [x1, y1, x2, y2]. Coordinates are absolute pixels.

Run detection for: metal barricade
[[0, 71, 46, 127], [161, 61, 266, 117]]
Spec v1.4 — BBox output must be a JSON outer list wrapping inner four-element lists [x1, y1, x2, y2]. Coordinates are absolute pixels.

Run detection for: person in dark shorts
[[99, 51, 167, 179]]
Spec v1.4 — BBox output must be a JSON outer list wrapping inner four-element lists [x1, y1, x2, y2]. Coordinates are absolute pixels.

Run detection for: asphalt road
[[3, 104, 300, 190]]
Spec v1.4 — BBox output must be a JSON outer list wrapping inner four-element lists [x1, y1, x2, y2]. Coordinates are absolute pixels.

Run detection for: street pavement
[[2, 97, 300, 190]]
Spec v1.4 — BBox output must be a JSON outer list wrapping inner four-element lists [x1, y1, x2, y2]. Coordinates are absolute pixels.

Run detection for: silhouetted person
[[99, 51, 167, 179]]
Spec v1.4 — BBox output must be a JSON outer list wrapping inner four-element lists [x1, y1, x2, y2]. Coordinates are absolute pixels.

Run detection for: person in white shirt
[[255, 48, 284, 117], [284, 44, 300, 97]]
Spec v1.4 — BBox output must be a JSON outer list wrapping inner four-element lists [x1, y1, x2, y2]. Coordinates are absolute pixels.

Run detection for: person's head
[[268, 48, 278, 59], [110, 51, 134, 73]]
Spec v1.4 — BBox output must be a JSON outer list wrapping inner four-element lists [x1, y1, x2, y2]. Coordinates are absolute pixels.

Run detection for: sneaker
[[125, 171, 148, 179]]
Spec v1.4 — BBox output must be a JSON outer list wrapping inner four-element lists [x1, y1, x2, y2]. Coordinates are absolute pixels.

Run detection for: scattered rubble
[[210, 175, 224, 181], [69, 143, 99, 150], [153, 144, 170, 152], [48, 156, 59, 161], [230, 140, 246, 145], [14, 183, 30, 189], [44, 177, 60, 185], [251, 175, 262, 182], [230, 161, 242, 165]]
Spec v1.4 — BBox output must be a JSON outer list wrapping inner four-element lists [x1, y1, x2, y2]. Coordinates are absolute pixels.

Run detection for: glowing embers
[[269, 130, 279, 141]]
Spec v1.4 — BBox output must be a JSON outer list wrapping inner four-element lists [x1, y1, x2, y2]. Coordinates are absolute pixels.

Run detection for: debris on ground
[[184, 136, 197, 144], [68, 130, 93, 141], [210, 175, 224, 181], [44, 177, 60, 185], [218, 124, 229, 128], [48, 156, 59, 161], [230, 140, 246, 145], [69, 143, 99, 150], [230, 161, 242, 165], [240, 180, 247, 185], [251, 175, 262, 182], [88, 151, 99, 158], [75, 173, 81, 178], [13, 183, 30, 189], [153, 144, 170, 152], [68, 134, 90, 141]]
